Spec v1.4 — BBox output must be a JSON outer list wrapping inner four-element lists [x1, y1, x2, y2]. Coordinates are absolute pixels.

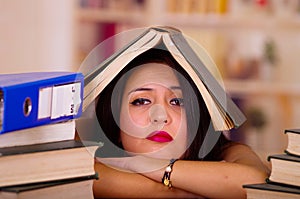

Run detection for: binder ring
[[23, 97, 32, 116]]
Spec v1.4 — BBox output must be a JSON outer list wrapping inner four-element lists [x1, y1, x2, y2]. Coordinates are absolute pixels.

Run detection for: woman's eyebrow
[[128, 87, 152, 95], [128, 86, 182, 95], [170, 86, 181, 90]]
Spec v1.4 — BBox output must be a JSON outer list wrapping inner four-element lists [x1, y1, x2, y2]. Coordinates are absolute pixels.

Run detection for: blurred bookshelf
[[74, 0, 300, 163], [0, 0, 76, 74]]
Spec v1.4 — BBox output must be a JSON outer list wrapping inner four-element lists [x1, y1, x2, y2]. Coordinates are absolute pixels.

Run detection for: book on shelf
[[267, 154, 300, 187], [284, 129, 300, 157], [243, 183, 300, 199], [0, 120, 75, 148], [166, 0, 228, 14], [0, 72, 84, 134], [0, 174, 98, 199], [0, 140, 99, 187], [83, 26, 246, 131]]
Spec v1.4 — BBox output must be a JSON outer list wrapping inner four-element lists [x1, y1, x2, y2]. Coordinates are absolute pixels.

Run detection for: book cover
[[243, 183, 300, 199], [0, 174, 98, 199], [285, 129, 300, 134], [0, 140, 96, 156], [0, 72, 84, 134], [0, 173, 98, 192], [268, 154, 300, 163]]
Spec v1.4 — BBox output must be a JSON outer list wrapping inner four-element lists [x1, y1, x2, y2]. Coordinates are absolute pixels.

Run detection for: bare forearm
[[141, 144, 269, 199], [93, 161, 202, 198], [95, 144, 268, 198], [168, 160, 267, 199]]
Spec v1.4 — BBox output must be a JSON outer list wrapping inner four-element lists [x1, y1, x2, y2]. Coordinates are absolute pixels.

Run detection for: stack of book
[[243, 129, 300, 199], [0, 72, 98, 199]]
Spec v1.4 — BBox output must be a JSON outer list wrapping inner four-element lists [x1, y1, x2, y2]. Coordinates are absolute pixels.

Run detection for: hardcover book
[[243, 183, 300, 199], [285, 129, 300, 157], [83, 26, 246, 131], [0, 140, 99, 187], [0, 174, 98, 199], [267, 154, 300, 187], [243, 128, 300, 198], [0, 120, 75, 148]]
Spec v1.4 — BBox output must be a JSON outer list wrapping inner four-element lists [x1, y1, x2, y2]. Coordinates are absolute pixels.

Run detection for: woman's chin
[[130, 148, 185, 159]]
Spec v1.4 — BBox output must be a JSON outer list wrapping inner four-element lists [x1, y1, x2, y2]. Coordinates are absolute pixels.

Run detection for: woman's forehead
[[125, 63, 180, 89]]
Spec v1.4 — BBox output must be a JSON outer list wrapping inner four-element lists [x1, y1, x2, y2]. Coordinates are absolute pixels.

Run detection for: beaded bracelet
[[162, 159, 178, 188]]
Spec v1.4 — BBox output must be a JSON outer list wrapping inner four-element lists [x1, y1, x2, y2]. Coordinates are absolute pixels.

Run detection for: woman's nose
[[149, 104, 168, 124]]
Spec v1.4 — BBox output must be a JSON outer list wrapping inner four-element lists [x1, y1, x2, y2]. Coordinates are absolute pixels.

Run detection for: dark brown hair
[[96, 47, 230, 160]]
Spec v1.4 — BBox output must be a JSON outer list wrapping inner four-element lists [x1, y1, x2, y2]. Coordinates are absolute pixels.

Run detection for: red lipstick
[[146, 131, 173, 143]]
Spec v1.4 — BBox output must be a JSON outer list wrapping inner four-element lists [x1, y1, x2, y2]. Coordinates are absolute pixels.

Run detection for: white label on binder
[[38, 87, 53, 119], [51, 82, 81, 119]]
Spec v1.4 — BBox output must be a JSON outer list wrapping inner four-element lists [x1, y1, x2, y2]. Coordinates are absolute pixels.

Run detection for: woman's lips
[[146, 131, 173, 143]]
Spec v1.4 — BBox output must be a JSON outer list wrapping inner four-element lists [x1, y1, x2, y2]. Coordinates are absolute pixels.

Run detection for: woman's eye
[[130, 98, 151, 106], [170, 98, 184, 106]]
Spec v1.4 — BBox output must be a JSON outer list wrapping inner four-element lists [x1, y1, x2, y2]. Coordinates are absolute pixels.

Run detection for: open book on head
[[83, 26, 246, 131]]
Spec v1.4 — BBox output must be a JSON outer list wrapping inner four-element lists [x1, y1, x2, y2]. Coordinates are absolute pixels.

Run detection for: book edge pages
[[83, 28, 156, 97], [83, 29, 160, 111], [269, 157, 300, 187], [286, 133, 300, 157], [0, 145, 98, 187], [0, 179, 94, 199], [167, 29, 246, 129], [0, 120, 75, 148], [162, 33, 228, 131]]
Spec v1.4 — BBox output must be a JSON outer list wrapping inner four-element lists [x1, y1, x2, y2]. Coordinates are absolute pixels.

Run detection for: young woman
[[93, 48, 269, 198]]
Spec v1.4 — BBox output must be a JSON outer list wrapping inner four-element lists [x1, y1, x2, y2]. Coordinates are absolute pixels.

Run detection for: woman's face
[[119, 63, 188, 159]]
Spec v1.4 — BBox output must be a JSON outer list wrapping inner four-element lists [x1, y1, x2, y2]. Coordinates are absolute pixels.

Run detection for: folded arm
[[139, 143, 269, 199], [93, 161, 203, 198], [94, 143, 269, 199]]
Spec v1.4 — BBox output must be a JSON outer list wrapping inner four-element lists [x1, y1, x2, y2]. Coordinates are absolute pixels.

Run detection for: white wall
[[0, 0, 76, 73]]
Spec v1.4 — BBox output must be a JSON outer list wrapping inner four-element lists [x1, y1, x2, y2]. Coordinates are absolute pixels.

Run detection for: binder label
[[38, 82, 82, 119], [38, 87, 52, 119]]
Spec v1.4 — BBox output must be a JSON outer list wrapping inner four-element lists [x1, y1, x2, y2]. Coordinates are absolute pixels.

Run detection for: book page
[[162, 33, 228, 131], [83, 29, 162, 111], [165, 29, 246, 129]]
